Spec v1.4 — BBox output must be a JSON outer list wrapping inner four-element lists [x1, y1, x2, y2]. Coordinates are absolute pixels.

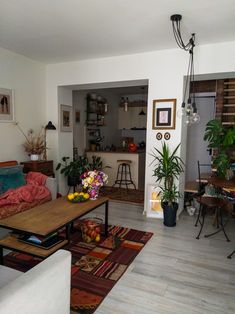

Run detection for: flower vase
[[89, 189, 99, 200]]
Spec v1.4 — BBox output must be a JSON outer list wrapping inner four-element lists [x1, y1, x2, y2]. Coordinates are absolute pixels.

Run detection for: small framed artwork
[[75, 110, 80, 123], [0, 88, 14, 122], [152, 99, 176, 130], [146, 184, 163, 218], [156, 132, 163, 140], [60, 104, 72, 132], [164, 132, 171, 140]]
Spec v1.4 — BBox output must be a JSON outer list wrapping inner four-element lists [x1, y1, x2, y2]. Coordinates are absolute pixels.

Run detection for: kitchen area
[[73, 85, 148, 190]]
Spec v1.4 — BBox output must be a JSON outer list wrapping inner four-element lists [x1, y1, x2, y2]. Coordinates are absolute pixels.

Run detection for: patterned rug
[[100, 186, 144, 205], [4, 224, 153, 313]]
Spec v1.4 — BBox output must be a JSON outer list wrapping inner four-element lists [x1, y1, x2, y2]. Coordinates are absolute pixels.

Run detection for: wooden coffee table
[[0, 196, 109, 264]]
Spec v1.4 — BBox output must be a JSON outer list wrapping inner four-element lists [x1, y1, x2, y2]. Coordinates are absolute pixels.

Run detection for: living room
[[0, 1, 235, 314]]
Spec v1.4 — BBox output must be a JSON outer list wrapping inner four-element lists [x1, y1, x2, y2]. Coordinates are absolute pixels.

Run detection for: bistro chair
[[194, 161, 229, 241]]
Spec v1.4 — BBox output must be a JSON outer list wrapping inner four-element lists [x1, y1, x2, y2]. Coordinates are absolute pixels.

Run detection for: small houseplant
[[56, 155, 107, 188], [150, 142, 184, 226], [204, 119, 235, 178], [56, 156, 90, 187]]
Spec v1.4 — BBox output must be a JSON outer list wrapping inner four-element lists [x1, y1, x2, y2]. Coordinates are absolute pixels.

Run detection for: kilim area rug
[[100, 186, 144, 205], [4, 224, 153, 313]]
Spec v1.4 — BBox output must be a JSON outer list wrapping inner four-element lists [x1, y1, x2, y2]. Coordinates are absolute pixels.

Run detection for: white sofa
[[0, 249, 71, 314]]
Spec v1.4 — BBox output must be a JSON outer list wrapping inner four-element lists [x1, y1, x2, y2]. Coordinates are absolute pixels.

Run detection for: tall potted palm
[[150, 142, 184, 226]]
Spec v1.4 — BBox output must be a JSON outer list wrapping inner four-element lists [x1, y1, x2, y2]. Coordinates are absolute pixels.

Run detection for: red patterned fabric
[[0, 195, 51, 219], [0, 171, 51, 219]]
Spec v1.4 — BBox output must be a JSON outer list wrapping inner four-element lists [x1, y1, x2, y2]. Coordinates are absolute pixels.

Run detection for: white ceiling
[[0, 0, 235, 64]]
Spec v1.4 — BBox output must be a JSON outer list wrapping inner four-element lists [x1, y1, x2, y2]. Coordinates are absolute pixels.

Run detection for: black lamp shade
[[45, 121, 56, 130]]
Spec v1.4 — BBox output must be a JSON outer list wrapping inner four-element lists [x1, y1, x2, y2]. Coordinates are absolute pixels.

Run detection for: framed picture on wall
[[75, 110, 80, 123], [0, 88, 14, 122], [152, 99, 176, 129], [60, 104, 72, 132], [145, 184, 163, 218]]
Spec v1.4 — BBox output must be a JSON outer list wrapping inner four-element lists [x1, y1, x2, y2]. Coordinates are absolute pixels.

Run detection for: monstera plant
[[204, 119, 235, 178]]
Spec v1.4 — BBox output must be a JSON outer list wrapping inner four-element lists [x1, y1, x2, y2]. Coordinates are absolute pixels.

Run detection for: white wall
[[57, 87, 73, 195], [46, 41, 235, 213], [0, 47, 46, 162]]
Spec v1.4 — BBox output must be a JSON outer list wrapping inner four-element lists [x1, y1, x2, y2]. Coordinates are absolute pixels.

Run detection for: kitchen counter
[[86, 149, 145, 154], [86, 151, 146, 189]]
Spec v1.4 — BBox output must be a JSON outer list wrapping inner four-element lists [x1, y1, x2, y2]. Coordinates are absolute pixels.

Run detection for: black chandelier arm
[[172, 20, 195, 51], [189, 48, 195, 103], [182, 50, 192, 105]]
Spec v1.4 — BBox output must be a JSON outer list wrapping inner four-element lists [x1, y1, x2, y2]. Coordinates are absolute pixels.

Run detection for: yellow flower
[[84, 193, 90, 199], [67, 193, 74, 201], [74, 192, 79, 196], [79, 192, 84, 196]]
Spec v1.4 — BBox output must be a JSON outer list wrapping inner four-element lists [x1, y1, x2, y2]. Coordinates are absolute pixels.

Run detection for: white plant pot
[[30, 154, 40, 161]]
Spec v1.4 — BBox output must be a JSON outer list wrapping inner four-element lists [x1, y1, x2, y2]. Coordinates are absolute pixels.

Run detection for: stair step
[[224, 88, 235, 92], [222, 113, 235, 115], [223, 104, 235, 107]]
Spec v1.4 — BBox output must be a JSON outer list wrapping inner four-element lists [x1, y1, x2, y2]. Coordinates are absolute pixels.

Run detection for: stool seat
[[117, 159, 132, 164], [112, 160, 136, 189]]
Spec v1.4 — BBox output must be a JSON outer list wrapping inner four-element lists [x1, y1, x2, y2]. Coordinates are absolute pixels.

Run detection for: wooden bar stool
[[112, 160, 136, 189]]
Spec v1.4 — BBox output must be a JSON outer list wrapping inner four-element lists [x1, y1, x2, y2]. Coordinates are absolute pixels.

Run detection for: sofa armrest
[[45, 177, 57, 200], [0, 250, 71, 314]]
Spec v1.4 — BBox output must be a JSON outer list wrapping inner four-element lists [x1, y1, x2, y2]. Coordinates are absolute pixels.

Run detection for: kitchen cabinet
[[118, 107, 147, 129]]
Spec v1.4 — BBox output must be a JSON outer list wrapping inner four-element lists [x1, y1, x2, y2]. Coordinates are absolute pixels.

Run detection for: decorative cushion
[[0, 165, 26, 195]]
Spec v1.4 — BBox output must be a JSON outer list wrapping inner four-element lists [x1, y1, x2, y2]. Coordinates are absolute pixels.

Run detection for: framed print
[[75, 110, 80, 123], [0, 88, 14, 122], [146, 184, 163, 218], [152, 99, 176, 130], [60, 104, 72, 132]]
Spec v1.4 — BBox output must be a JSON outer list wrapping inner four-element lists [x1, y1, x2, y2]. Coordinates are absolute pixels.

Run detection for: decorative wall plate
[[156, 132, 162, 140], [164, 132, 171, 140]]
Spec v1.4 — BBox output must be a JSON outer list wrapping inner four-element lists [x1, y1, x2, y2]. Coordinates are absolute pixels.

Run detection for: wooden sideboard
[[20, 160, 54, 177]]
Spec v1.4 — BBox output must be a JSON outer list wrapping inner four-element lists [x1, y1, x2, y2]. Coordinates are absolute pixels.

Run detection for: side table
[[20, 160, 54, 177]]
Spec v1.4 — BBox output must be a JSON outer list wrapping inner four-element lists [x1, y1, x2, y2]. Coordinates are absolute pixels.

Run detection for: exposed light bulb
[[191, 112, 200, 124], [104, 103, 108, 112], [177, 102, 186, 118], [124, 97, 129, 112]]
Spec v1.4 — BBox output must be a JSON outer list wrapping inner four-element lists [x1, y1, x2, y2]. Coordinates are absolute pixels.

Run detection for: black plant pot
[[162, 202, 178, 227], [67, 176, 81, 187]]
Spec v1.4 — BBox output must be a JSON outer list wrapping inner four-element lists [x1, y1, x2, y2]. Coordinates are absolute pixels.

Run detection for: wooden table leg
[[0, 247, 3, 265], [104, 200, 109, 237], [66, 224, 71, 242]]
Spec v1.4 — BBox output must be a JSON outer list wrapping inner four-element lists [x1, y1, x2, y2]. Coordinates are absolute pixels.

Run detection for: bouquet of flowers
[[81, 170, 108, 200]]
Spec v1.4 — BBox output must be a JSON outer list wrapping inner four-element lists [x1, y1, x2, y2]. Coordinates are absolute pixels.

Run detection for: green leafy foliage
[[56, 155, 109, 179], [150, 142, 184, 207], [204, 119, 235, 178], [56, 156, 90, 178]]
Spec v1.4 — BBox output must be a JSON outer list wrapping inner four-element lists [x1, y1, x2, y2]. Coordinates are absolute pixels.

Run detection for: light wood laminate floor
[[91, 201, 235, 314], [1, 202, 234, 314]]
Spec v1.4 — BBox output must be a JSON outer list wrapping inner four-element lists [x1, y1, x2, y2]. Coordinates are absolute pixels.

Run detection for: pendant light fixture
[[121, 97, 129, 112], [139, 86, 146, 116], [170, 14, 200, 125]]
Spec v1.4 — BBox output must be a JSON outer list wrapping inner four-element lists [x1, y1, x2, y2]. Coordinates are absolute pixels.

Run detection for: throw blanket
[[0, 172, 50, 206]]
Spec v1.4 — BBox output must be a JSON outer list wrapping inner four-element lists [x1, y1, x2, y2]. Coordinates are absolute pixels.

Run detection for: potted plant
[[204, 119, 235, 178], [15, 123, 45, 160], [56, 156, 89, 187], [150, 142, 184, 227]]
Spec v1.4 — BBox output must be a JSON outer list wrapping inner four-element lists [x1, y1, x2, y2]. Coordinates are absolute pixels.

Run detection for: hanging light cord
[[171, 14, 199, 123]]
